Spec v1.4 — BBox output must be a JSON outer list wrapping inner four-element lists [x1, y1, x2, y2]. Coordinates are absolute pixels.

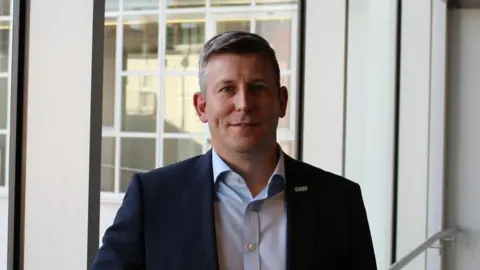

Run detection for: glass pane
[[256, 17, 291, 69], [0, 134, 5, 186], [0, 78, 7, 130], [103, 18, 116, 127], [105, 0, 118, 11], [101, 137, 115, 192], [217, 20, 250, 33], [122, 76, 158, 132], [256, 0, 297, 4], [278, 75, 290, 129], [278, 140, 295, 158], [124, 0, 158, 11], [164, 76, 203, 134], [120, 138, 155, 192], [168, 0, 205, 8], [123, 15, 159, 71], [0, 0, 9, 16], [212, 0, 250, 6], [163, 138, 203, 166], [0, 22, 10, 73], [165, 14, 205, 71]]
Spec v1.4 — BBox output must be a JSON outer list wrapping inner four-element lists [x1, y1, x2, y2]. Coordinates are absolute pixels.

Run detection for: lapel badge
[[294, 186, 308, 192]]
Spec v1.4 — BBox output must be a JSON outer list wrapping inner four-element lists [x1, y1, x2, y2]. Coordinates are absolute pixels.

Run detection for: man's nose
[[234, 87, 254, 112]]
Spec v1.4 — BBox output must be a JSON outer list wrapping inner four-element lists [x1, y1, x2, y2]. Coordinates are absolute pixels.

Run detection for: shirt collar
[[211, 146, 286, 184]]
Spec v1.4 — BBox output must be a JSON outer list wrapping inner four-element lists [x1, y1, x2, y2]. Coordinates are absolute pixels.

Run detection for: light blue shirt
[[212, 148, 286, 270]]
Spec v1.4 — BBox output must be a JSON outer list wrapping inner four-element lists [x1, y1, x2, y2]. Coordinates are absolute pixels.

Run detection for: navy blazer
[[92, 150, 377, 270]]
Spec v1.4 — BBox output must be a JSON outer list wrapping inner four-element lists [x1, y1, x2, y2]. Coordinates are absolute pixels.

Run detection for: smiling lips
[[230, 123, 260, 127]]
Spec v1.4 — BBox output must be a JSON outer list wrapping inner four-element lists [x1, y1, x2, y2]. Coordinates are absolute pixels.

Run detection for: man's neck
[[213, 143, 279, 197]]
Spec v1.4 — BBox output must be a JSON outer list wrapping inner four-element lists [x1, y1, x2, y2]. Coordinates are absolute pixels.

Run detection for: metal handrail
[[389, 228, 458, 270]]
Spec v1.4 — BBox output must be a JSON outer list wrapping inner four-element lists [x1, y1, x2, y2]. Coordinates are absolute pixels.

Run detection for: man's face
[[194, 53, 288, 154]]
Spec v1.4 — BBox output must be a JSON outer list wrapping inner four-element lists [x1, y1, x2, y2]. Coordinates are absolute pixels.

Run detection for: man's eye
[[251, 84, 266, 92], [219, 86, 233, 93]]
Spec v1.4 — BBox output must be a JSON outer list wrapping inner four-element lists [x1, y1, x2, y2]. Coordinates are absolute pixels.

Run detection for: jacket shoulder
[[133, 154, 207, 193]]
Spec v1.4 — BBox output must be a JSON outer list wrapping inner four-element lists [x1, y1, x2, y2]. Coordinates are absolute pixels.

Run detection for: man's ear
[[193, 92, 208, 123], [278, 86, 288, 118]]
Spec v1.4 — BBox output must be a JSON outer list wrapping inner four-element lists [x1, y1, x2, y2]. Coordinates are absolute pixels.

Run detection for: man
[[92, 31, 377, 270]]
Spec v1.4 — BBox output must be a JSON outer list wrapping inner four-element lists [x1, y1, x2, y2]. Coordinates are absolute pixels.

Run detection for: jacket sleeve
[[92, 174, 145, 270], [348, 183, 378, 270]]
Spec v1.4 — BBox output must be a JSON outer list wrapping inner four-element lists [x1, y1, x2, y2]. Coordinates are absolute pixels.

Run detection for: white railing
[[389, 228, 458, 270]]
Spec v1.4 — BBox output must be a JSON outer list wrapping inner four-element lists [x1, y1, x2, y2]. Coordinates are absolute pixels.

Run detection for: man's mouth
[[231, 123, 260, 127]]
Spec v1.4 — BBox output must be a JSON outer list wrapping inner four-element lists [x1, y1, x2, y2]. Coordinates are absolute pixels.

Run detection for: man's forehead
[[204, 53, 274, 75]]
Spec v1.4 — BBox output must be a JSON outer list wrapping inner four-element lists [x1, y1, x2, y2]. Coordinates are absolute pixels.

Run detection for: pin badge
[[294, 186, 308, 192]]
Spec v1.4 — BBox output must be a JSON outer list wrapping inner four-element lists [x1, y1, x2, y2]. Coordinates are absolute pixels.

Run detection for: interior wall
[[444, 8, 480, 270], [344, 1, 397, 268]]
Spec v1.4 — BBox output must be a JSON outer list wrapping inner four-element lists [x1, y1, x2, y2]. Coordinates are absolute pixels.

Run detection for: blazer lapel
[[284, 155, 319, 270], [180, 150, 219, 270]]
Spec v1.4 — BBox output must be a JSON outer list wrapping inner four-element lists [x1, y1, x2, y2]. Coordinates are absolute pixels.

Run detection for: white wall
[[444, 9, 480, 270], [21, 0, 102, 268], [303, 1, 396, 268], [345, 1, 397, 268], [395, 1, 433, 269], [0, 196, 7, 270]]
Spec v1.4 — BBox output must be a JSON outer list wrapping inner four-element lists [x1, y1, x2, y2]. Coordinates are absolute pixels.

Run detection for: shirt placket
[[243, 203, 260, 270]]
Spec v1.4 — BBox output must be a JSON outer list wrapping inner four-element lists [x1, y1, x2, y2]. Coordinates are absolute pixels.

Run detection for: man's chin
[[228, 140, 265, 154]]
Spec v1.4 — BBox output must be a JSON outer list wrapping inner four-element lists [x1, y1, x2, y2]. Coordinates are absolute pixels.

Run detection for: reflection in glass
[[164, 76, 203, 134], [0, 78, 7, 129], [256, 0, 297, 4], [163, 138, 203, 166], [0, 134, 4, 186], [122, 76, 158, 133], [166, 15, 205, 71], [103, 18, 116, 127], [278, 140, 295, 158], [124, 0, 158, 10], [120, 138, 155, 192], [123, 15, 159, 71], [217, 20, 250, 33], [256, 18, 291, 69], [278, 76, 290, 129], [101, 137, 115, 192], [0, 21, 9, 73], [105, 0, 118, 11], [212, 0, 250, 6], [168, 0, 205, 8]]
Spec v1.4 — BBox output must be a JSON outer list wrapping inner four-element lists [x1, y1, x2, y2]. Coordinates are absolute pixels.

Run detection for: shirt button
[[247, 243, 256, 251]]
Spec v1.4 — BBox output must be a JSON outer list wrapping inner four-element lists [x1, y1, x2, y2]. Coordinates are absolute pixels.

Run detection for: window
[[101, 0, 299, 197]]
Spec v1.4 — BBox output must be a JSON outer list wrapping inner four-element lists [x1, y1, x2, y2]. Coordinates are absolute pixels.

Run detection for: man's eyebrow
[[249, 79, 268, 83], [214, 79, 235, 88], [214, 78, 269, 88]]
